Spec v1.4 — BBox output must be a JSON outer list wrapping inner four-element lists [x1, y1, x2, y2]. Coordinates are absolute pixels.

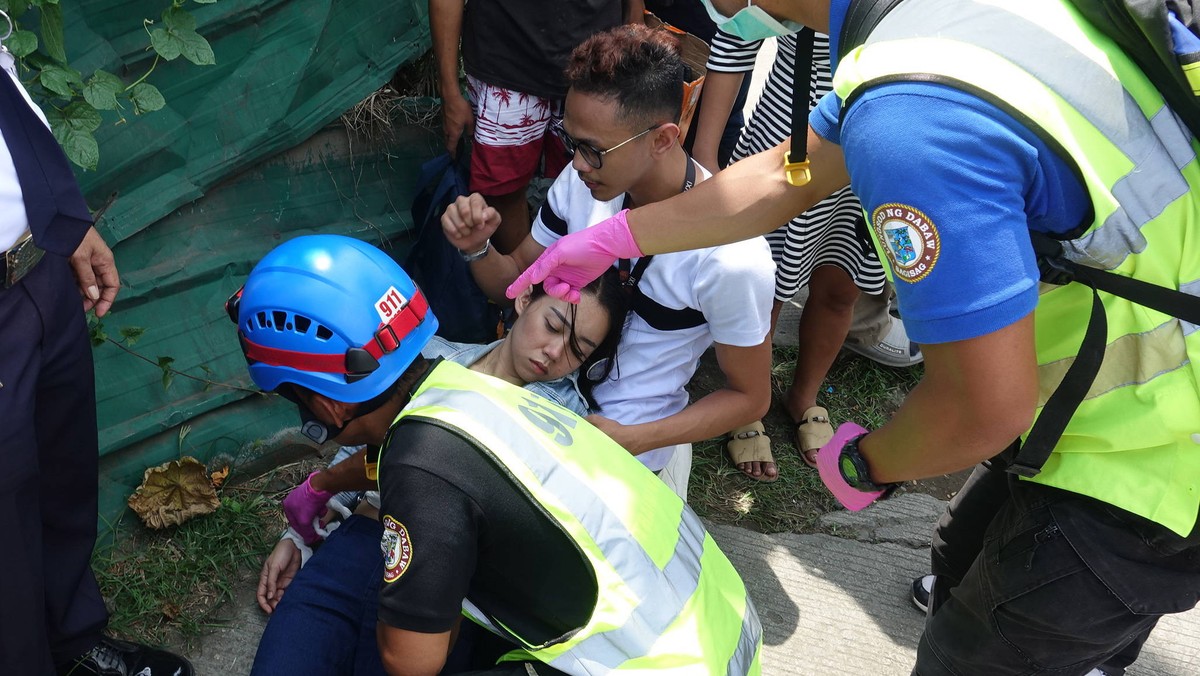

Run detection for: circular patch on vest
[[380, 515, 413, 583], [871, 203, 941, 283]]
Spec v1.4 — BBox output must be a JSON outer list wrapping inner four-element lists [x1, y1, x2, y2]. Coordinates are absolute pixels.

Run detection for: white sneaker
[[910, 574, 935, 613], [845, 315, 923, 368]]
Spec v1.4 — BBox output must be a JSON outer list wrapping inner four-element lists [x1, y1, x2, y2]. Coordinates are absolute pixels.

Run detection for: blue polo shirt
[[809, 1, 1105, 344]]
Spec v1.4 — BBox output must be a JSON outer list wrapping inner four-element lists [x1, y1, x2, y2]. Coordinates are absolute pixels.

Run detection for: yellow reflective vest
[[389, 361, 763, 674], [833, 0, 1200, 536]]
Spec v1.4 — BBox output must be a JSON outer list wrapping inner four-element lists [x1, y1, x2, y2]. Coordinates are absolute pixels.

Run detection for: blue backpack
[[404, 151, 500, 345]]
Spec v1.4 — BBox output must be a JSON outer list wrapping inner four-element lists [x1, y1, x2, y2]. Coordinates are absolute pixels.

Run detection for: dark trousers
[[0, 255, 107, 674], [252, 515, 389, 676], [917, 463, 1200, 675], [252, 515, 564, 676]]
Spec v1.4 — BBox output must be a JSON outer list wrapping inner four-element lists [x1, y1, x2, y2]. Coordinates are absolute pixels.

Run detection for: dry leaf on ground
[[128, 456, 221, 529]]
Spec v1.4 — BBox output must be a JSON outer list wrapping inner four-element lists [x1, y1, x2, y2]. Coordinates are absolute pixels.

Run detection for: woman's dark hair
[[530, 267, 629, 411]]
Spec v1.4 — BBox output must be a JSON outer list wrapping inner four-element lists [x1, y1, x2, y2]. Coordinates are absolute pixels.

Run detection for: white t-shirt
[[0, 50, 47, 251], [532, 166, 775, 470]]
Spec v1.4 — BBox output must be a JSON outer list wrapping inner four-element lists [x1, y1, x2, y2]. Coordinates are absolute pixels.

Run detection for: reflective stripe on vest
[[833, 0, 1200, 535], [393, 361, 763, 674], [1184, 55, 1200, 96]]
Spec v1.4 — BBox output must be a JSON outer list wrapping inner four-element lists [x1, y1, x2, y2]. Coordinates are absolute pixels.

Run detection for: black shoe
[[910, 574, 935, 614], [58, 637, 195, 676]]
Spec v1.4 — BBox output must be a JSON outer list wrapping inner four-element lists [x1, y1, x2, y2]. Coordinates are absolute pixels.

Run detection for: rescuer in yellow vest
[[228, 234, 763, 675], [505, 0, 1200, 673]]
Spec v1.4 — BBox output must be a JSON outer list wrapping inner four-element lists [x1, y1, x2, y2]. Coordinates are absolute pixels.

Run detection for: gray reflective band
[[410, 388, 757, 670], [727, 597, 762, 675], [1036, 317, 1191, 406], [865, 0, 1194, 269], [554, 515, 708, 671], [1068, 107, 1195, 269]]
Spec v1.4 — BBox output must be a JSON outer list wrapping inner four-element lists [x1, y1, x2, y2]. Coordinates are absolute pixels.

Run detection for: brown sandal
[[726, 421, 778, 483], [794, 406, 833, 469]]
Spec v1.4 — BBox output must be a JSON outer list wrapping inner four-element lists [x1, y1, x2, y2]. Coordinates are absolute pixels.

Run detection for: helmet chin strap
[[288, 372, 410, 444]]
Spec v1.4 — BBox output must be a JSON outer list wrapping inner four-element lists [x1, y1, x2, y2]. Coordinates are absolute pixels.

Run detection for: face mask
[[701, 0, 805, 41]]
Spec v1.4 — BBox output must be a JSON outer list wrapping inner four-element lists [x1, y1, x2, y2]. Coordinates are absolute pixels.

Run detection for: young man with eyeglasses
[[443, 24, 778, 495]]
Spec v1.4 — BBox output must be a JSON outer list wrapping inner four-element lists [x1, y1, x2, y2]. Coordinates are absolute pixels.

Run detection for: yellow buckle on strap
[[783, 151, 811, 187]]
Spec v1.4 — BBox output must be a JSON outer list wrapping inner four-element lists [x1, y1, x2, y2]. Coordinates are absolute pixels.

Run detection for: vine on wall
[[0, 0, 217, 170]]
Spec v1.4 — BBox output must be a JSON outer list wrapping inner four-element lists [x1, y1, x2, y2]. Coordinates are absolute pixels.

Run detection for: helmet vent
[[246, 311, 331, 339]]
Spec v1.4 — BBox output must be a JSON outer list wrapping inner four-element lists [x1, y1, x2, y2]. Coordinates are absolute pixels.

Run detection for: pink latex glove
[[816, 422, 887, 512], [282, 472, 334, 545], [506, 209, 644, 303]]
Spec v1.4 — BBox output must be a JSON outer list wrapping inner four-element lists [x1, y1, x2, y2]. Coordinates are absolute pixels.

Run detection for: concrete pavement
[[180, 492, 1200, 675], [712, 494, 1200, 675]]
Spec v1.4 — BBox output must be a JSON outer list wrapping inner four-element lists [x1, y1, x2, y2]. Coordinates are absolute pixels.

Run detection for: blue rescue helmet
[[227, 235, 438, 403]]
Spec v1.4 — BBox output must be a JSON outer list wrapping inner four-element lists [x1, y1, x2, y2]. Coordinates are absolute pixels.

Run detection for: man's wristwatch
[[459, 239, 490, 262], [838, 433, 899, 494]]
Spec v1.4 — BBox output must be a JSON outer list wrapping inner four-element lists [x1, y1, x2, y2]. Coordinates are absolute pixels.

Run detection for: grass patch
[[93, 490, 281, 647], [687, 346, 923, 534]]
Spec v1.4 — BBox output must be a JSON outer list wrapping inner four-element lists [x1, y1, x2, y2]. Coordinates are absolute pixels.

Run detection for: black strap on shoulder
[[789, 28, 816, 165], [617, 158, 707, 332], [630, 287, 707, 331], [1002, 233, 1200, 476], [839, 0, 909, 59]]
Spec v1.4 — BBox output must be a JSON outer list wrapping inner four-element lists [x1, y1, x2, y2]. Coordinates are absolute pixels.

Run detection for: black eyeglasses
[[550, 119, 661, 169]]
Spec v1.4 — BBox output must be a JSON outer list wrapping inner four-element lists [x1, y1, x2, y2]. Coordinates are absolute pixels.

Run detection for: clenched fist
[[441, 192, 501, 256]]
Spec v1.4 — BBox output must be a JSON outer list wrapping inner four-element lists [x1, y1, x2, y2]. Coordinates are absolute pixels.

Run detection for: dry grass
[[340, 49, 442, 144]]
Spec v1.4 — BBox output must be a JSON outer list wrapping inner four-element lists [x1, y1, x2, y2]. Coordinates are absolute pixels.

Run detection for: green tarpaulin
[[44, 0, 440, 527]]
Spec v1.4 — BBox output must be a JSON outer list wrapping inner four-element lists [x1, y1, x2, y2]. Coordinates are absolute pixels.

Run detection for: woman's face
[[509, 291, 610, 383]]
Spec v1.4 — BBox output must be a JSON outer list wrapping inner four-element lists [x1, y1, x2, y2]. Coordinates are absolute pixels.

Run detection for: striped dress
[[708, 30, 886, 301]]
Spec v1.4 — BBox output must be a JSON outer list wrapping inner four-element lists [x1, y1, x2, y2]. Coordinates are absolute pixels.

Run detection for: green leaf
[[130, 82, 165, 114], [162, 6, 196, 32], [119, 326, 147, 347], [192, 0, 218, 4], [6, 30, 38, 58], [46, 103, 101, 170], [82, 70, 124, 111], [39, 2, 66, 63], [150, 27, 182, 61], [38, 63, 81, 97], [58, 101, 101, 131], [57, 128, 98, 170], [89, 318, 108, 347], [158, 356, 176, 390], [22, 51, 54, 71], [2, 2, 31, 20], [176, 29, 214, 66]]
